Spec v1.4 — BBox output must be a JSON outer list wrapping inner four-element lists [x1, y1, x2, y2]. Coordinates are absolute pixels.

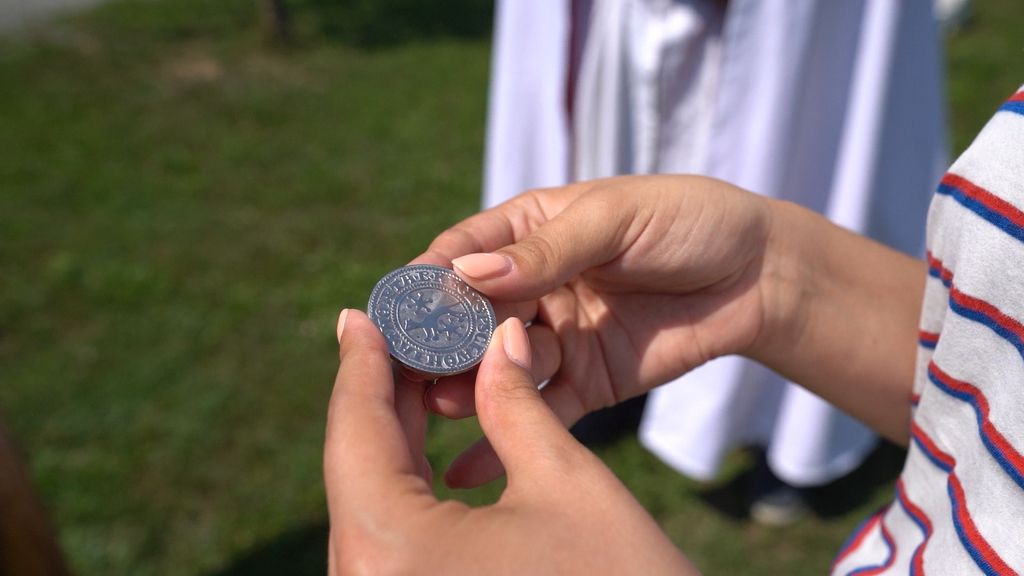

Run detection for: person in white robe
[[483, 0, 947, 513]]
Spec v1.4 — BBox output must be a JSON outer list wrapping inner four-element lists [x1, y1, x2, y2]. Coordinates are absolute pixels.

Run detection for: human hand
[[326, 309, 698, 575], [411, 176, 782, 487]]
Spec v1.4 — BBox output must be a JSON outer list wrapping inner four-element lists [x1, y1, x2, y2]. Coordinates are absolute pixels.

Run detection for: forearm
[[750, 199, 926, 444]]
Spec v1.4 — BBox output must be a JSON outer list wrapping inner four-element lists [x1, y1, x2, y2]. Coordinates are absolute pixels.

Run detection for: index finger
[[411, 184, 584, 267], [409, 208, 516, 269], [407, 188, 580, 327]]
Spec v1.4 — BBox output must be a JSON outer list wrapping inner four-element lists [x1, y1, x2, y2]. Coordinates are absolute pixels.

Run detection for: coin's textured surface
[[368, 264, 497, 377]]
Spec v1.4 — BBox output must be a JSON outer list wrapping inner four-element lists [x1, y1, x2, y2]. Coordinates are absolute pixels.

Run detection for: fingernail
[[501, 317, 531, 370], [452, 253, 511, 280], [336, 309, 349, 344]]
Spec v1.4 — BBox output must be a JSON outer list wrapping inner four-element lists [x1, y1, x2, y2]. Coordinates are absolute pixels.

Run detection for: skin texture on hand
[[410, 175, 924, 488], [325, 174, 926, 572], [748, 199, 925, 443], [326, 310, 699, 576]]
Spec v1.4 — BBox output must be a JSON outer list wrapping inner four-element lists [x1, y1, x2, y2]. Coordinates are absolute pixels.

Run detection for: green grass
[[0, 1, 1021, 575], [945, 0, 1024, 154]]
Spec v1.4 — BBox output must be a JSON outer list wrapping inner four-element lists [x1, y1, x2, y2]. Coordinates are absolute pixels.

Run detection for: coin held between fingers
[[368, 264, 497, 378]]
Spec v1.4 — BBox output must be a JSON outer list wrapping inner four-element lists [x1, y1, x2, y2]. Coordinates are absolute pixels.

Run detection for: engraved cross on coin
[[400, 290, 468, 345], [368, 264, 497, 378]]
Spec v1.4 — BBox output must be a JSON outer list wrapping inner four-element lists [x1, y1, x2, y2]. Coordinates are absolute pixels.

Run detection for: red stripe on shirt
[[911, 423, 1018, 575], [919, 329, 940, 349], [917, 253, 1024, 488], [927, 253, 1024, 358], [850, 517, 898, 576], [940, 172, 1024, 232], [949, 285, 1024, 348], [896, 478, 933, 576], [911, 420, 955, 470], [926, 251, 953, 285], [928, 360, 1024, 489], [832, 510, 885, 572], [948, 474, 1018, 575]]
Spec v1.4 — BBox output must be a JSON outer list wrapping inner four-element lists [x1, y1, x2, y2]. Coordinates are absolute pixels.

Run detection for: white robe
[[482, 0, 947, 486]]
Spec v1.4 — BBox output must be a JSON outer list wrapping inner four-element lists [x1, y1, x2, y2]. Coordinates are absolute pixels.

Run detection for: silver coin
[[368, 264, 497, 377]]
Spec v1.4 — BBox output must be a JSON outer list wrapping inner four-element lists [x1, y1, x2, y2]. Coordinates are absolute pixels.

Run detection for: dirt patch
[[164, 53, 224, 85]]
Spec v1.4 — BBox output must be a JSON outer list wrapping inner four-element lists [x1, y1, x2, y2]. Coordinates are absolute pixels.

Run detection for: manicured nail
[[501, 317, 531, 370], [336, 309, 349, 344], [452, 253, 512, 280]]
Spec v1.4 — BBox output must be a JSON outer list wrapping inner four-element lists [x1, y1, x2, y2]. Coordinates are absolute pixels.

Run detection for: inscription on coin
[[368, 264, 497, 377]]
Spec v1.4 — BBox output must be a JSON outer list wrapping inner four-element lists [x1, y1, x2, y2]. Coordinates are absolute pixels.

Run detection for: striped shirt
[[830, 87, 1024, 575]]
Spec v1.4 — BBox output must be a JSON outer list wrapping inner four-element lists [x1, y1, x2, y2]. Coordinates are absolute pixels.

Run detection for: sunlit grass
[[1, 0, 1020, 574]]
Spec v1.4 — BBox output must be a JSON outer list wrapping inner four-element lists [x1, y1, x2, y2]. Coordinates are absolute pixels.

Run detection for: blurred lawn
[[0, 1, 1021, 575]]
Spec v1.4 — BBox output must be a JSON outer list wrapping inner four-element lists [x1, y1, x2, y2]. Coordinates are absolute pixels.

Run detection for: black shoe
[[569, 394, 647, 447], [748, 453, 809, 526]]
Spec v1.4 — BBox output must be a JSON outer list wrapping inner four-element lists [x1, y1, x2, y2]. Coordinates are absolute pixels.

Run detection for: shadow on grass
[[698, 441, 907, 521], [211, 521, 329, 576], [298, 0, 493, 48]]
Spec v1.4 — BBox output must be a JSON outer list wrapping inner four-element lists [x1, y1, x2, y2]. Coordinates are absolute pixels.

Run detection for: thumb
[[326, 310, 426, 510], [451, 194, 634, 301], [474, 317, 585, 484]]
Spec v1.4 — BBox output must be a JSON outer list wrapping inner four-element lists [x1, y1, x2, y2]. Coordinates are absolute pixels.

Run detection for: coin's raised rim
[[367, 264, 496, 377]]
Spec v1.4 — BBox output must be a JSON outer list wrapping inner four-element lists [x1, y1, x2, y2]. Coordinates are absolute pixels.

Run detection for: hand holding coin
[[408, 176, 777, 488], [327, 309, 697, 575]]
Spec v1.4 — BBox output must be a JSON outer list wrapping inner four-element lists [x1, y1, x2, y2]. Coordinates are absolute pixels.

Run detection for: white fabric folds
[[483, 0, 947, 486]]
